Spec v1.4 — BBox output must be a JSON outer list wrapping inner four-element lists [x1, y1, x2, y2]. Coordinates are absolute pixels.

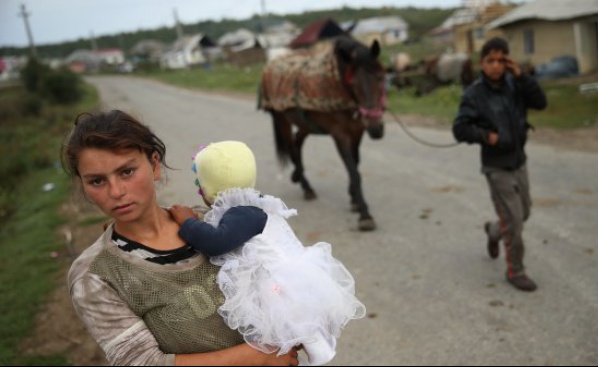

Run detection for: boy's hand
[[505, 56, 521, 78], [169, 205, 198, 225], [487, 132, 499, 146]]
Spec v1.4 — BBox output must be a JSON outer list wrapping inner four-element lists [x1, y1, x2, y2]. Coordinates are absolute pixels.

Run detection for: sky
[[0, 0, 523, 48]]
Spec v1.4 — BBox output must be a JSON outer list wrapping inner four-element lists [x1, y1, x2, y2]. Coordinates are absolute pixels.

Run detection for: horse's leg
[[291, 128, 317, 200], [332, 132, 376, 231], [349, 132, 364, 213], [279, 111, 316, 200]]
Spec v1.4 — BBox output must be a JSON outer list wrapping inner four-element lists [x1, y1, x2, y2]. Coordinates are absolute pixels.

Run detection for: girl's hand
[[260, 346, 300, 366], [168, 205, 198, 225]]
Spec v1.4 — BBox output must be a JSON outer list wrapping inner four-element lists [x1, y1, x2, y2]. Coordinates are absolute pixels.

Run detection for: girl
[[64, 110, 299, 366]]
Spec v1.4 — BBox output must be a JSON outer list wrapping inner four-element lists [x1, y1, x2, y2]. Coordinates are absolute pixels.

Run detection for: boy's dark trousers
[[484, 165, 531, 278]]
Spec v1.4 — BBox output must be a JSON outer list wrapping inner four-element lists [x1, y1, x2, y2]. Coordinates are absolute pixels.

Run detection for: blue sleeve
[[178, 206, 267, 256]]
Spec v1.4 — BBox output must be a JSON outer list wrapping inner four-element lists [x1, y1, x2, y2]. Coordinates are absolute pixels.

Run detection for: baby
[[169, 140, 366, 366]]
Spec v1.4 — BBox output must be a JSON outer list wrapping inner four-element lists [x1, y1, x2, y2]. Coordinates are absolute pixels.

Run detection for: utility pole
[[90, 31, 98, 52], [173, 8, 183, 39], [18, 3, 37, 58], [259, 0, 266, 33]]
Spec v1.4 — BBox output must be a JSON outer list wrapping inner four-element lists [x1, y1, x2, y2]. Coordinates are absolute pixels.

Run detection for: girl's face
[[77, 148, 161, 224]]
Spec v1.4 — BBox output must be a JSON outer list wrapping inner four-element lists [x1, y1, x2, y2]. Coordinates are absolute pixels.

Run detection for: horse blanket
[[259, 40, 357, 112]]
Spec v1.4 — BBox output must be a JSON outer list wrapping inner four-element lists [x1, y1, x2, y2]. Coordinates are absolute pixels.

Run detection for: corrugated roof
[[487, 0, 598, 29], [351, 16, 408, 35], [289, 18, 347, 49]]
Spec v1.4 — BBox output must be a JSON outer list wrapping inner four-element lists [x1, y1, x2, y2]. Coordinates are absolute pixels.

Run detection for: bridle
[[343, 66, 386, 121]]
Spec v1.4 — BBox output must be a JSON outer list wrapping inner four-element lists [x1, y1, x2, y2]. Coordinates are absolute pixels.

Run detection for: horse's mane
[[334, 36, 382, 72]]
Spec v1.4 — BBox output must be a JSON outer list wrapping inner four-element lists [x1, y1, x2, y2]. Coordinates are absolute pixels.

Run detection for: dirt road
[[22, 76, 598, 365]]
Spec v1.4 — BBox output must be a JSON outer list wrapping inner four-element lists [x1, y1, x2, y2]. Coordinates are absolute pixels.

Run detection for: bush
[[40, 68, 83, 105], [20, 57, 50, 93], [20, 94, 44, 116]]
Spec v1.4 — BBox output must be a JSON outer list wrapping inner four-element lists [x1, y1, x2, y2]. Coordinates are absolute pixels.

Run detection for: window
[[475, 27, 484, 39], [523, 29, 535, 54]]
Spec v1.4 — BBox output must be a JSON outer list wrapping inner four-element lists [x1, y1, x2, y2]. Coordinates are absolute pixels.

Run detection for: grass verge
[[0, 82, 98, 366]]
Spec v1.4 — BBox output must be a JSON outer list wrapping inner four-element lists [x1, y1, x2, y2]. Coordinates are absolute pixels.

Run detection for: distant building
[[65, 49, 101, 73], [0, 56, 22, 80], [259, 21, 301, 61], [350, 16, 409, 46], [429, 2, 515, 54], [487, 0, 598, 74], [289, 18, 347, 49], [218, 29, 265, 66], [160, 34, 218, 70], [96, 48, 125, 65], [130, 40, 167, 63]]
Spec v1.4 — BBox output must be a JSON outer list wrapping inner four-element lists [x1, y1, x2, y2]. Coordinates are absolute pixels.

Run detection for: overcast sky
[[0, 0, 525, 48]]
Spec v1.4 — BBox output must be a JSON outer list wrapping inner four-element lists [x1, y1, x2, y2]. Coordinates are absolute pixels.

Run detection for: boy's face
[[481, 49, 507, 82]]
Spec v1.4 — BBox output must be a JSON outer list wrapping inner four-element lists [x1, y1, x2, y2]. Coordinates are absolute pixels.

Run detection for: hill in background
[[1, 6, 454, 58]]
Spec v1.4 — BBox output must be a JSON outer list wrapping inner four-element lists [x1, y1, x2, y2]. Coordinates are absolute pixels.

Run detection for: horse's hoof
[[350, 203, 359, 213], [358, 218, 376, 231], [304, 191, 317, 201]]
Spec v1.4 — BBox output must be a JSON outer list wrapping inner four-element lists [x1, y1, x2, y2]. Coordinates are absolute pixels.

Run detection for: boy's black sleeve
[[178, 206, 267, 256], [453, 92, 489, 145], [518, 74, 547, 110]]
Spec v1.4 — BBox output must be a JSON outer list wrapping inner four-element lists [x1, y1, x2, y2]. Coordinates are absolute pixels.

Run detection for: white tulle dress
[[205, 188, 366, 366]]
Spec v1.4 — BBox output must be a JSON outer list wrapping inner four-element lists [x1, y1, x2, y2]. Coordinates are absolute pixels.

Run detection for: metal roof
[[289, 19, 347, 49], [487, 0, 598, 29], [351, 16, 408, 36]]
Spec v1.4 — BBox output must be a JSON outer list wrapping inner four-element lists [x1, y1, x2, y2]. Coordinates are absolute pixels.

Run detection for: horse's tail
[[271, 111, 291, 167]]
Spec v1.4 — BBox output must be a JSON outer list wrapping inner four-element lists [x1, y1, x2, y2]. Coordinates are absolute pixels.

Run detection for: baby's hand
[[168, 205, 198, 225]]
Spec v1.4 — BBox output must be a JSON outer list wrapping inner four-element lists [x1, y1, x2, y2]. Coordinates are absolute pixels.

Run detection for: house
[[160, 34, 217, 70], [350, 16, 409, 46], [130, 40, 167, 63], [430, 8, 478, 47], [486, 0, 598, 74], [289, 18, 347, 49], [96, 48, 125, 66], [453, 3, 516, 54], [0, 56, 22, 80], [218, 28, 265, 66], [65, 49, 101, 73], [218, 28, 258, 52], [429, 2, 514, 54], [259, 21, 301, 61]]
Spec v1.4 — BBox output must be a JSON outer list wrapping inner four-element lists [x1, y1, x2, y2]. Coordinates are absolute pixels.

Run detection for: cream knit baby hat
[[192, 141, 257, 203]]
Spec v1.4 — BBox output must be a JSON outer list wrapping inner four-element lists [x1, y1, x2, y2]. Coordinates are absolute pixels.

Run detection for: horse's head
[[337, 38, 386, 140]]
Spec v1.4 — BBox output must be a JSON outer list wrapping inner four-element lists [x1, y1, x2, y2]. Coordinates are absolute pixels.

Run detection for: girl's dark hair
[[61, 110, 169, 177], [480, 37, 509, 59]]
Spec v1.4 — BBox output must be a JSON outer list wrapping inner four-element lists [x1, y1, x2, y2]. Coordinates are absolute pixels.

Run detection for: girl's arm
[[71, 272, 297, 366], [175, 344, 299, 366]]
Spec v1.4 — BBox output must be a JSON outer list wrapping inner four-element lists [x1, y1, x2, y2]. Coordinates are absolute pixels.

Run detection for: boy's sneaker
[[506, 273, 537, 292], [484, 222, 499, 259]]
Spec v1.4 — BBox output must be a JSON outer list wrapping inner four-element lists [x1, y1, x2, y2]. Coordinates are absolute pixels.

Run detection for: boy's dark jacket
[[453, 73, 547, 170]]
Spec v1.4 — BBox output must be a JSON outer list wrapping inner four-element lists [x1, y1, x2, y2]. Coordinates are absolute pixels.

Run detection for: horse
[[258, 36, 386, 231]]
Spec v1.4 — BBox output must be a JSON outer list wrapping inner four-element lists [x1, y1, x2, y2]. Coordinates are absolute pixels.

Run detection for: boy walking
[[452, 37, 547, 291]]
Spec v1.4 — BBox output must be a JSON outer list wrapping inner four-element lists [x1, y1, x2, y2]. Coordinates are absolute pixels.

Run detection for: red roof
[[289, 18, 347, 49]]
